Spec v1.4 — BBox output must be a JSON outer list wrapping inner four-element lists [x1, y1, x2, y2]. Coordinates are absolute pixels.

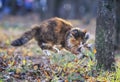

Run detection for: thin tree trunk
[[95, 0, 115, 71]]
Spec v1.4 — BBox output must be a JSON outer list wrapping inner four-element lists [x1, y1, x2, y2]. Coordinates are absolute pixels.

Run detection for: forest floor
[[0, 14, 120, 82]]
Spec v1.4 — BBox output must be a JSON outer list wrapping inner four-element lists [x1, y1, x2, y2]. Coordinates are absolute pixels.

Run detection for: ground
[[0, 14, 120, 82]]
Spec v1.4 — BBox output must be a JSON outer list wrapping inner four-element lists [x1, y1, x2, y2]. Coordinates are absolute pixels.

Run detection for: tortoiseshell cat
[[11, 17, 88, 54]]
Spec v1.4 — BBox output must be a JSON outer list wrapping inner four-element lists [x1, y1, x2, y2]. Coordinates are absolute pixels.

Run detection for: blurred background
[[0, 0, 97, 37]]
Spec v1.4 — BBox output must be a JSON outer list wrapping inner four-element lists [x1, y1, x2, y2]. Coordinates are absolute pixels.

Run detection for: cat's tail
[[11, 25, 38, 46]]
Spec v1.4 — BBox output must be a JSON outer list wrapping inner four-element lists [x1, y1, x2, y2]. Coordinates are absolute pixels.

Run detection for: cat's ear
[[83, 29, 87, 34], [82, 30, 89, 44], [85, 33, 90, 40]]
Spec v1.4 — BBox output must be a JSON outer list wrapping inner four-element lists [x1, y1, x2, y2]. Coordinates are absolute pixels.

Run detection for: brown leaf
[[7, 48, 15, 55], [13, 74, 20, 79], [37, 78, 41, 82], [33, 64, 39, 70], [16, 68, 21, 74], [87, 77, 96, 82], [64, 79, 69, 82]]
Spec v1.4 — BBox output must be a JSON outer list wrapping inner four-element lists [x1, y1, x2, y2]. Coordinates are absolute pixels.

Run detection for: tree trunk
[[95, 0, 115, 71], [115, 0, 120, 50]]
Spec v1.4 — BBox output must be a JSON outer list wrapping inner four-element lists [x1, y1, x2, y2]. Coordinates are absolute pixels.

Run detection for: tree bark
[[115, 0, 120, 50], [95, 0, 115, 71]]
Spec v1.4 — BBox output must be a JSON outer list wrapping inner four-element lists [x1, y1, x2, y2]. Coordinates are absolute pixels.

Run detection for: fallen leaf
[[93, 48, 96, 54], [64, 79, 68, 82]]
